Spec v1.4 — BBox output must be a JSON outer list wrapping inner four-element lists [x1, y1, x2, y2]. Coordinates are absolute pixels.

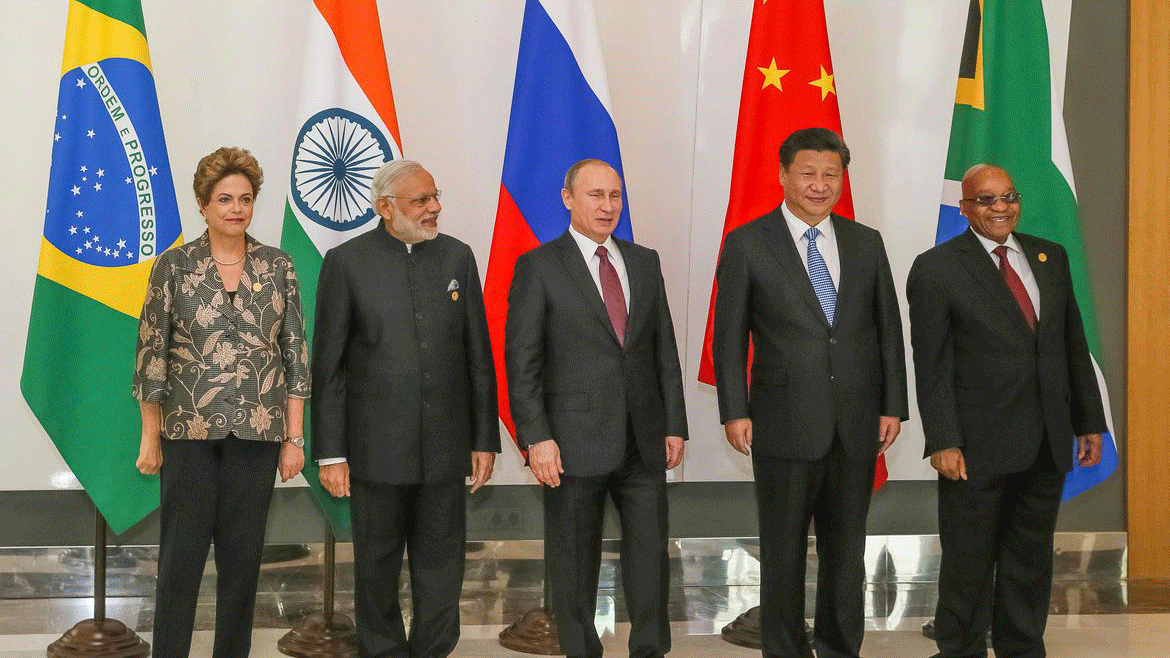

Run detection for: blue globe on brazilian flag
[[22, 0, 181, 534]]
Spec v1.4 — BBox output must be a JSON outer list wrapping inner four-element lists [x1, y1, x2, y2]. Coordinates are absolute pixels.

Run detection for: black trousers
[[932, 441, 1065, 658], [349, 478, 466, 658], [544, 440, 670, 658], [752, 438, 875, 658], [152, 436, 280, 658]]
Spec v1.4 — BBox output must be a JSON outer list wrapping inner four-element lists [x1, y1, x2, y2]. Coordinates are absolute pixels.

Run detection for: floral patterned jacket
[[132, 231, 311, 442]]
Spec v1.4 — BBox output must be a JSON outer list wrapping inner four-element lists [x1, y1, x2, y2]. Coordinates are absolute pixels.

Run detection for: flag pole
[[47, 507, 149, 658], [278, 526, 358, 657], [498, 536, 561, 654]]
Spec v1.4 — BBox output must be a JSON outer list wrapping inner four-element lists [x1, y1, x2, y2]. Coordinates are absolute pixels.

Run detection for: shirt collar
[[781, 201, 834, 244], [969, 227, 1023, 256], [568, 223, 620, 262]]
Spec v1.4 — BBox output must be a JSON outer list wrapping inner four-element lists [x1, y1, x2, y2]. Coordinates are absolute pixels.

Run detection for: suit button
[[420, 342, 428, 349], [829, 338, 836, 345], [423, 401, 430, 409], [423, 373, 431, 380], [415, 313, 423, 320], [829, 375, 835, 381]]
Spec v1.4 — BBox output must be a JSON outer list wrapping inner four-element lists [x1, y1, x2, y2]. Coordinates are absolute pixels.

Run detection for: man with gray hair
[[312, 159, 500, 657]]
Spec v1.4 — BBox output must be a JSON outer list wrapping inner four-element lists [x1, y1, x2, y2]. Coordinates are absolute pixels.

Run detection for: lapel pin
[[252, 282, 262, 292], [447, 279, 460, 292], [1038, 252, 1047, 263], [451, 291, 459, 301]]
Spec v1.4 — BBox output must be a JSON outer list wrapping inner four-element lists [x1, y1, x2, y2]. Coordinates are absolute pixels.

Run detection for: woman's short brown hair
[[193, 147, 264, 206]]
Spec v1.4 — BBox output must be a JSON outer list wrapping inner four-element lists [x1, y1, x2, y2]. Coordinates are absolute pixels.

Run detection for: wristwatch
[[284, 435, 305, 448]]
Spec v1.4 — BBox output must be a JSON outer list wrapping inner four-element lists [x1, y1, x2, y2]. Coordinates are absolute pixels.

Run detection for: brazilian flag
[[935, 0, 1118, 500], [21, 0, 182, 534]]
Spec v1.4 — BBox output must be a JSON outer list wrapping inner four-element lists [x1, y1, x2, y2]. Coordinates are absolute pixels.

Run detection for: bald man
[[907, 164, 1106, 658]]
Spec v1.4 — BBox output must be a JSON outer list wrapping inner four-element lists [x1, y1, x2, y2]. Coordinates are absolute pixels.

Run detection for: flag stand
[[498, 550, 561, 654], [47, 508, 149, 658], [278, 527, 358, 658]]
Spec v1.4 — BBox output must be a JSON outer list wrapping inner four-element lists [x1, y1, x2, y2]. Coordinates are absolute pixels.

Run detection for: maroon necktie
[[596, 245, 627, 346], [993, 245, 1036, 331]]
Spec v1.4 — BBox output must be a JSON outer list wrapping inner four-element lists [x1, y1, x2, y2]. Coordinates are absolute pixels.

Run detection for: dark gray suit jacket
[[311, 226, 500, 484], [713, 208, 908, 461], [505, 232, 688, 476], [907, 229, 1106, 474]]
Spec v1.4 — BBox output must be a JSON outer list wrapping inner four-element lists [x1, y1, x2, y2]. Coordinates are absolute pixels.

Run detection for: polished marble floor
[[2, 533, 1167, 656]]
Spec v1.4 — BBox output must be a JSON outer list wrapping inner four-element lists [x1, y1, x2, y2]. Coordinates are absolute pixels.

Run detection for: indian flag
[[280, 0, 404, 537], [21, 0, 182, 534], [936, 0, 1118, 500]]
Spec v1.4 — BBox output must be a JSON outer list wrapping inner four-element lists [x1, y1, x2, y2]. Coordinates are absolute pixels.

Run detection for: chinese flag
[[697, 0, 888, 489]]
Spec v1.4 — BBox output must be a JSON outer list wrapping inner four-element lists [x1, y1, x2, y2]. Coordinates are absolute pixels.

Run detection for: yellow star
[[809, 65, 836, 100], [757, 58, 790, 91]]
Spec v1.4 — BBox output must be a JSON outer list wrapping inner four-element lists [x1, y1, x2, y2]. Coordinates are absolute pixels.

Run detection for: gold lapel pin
[[252, 282, 263, 292], [451, 291, 459, 301], [1038, 253, 1047, 263]]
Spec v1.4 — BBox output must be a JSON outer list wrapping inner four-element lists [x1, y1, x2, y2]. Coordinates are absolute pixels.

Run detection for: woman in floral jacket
[[132, 146, 311, 658]]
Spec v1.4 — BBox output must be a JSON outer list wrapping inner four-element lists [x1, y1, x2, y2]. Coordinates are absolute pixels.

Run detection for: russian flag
[[484, 0, 632, 443]]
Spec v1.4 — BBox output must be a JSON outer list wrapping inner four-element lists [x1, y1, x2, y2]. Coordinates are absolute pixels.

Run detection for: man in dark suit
[[505, 159, 688, 658], [908, 164, 1105, 658], [312, 159, 500, 658], [713, 128, 908, 658]]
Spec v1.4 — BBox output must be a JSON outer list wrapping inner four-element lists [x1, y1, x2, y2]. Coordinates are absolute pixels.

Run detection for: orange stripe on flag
[[314, 0, 404, 151]]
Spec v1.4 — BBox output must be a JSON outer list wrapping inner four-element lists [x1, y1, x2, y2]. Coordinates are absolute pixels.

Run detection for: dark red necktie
[[596, 245, 627, 346], [993, 245, 1036, 331]]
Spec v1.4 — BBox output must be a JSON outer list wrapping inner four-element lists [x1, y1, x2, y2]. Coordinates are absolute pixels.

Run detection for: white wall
[[1, 0, 978, 490]]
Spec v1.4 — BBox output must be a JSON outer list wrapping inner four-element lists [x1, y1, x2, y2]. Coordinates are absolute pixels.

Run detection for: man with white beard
[[312, 159, 500, 657]]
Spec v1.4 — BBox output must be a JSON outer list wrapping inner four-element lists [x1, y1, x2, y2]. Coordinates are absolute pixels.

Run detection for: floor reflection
[[0, 532, 1160, 637]]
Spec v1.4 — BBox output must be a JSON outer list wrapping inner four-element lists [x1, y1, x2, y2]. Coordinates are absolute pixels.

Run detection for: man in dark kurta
[[312, 159, 500, 658]]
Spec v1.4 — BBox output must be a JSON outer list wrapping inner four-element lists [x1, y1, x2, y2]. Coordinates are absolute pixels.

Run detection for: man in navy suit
[[908, 164, 1106, 658], [713, 128, 908, 658], [506, 159, 688, 658]]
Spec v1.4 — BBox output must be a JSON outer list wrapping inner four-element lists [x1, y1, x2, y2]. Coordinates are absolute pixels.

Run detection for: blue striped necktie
[[805, 226, 836, 325]]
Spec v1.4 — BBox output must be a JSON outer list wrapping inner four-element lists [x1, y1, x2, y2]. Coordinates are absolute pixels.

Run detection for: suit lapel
[[234, 237, 261, 315], [617, 238, 650, 350], [1018, 234, 1057, 336], [830, 215, 857, 328], [761, 208, 831, 329], [955, 229, 1033, 333], [182, 233, 230, 311], [553, 233, 622, 346]]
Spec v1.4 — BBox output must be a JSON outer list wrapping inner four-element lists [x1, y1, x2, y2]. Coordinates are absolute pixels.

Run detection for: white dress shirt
[[781, 202, 840, 289], [971, 229, 1041, 320], [567, 224, 631, 312]]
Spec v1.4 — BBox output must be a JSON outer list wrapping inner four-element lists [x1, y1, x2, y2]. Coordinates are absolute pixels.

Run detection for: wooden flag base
[[277, 529, 357, 658], [49, 511, 149, 658], [47, 618, 149, 658], [278, 612, 358, 658], [498, 607, 561, 655]]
